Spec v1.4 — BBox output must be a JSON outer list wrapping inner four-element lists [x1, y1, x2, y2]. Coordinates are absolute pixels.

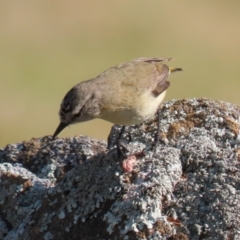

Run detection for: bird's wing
[[96, 57, 171, 99], [130, 57, 171, 97], [151, 63, 170, 97]]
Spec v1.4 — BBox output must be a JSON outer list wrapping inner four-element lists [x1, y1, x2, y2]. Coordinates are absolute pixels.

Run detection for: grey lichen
[[103, 146, 181, 235], [0, 98, 240, 239]]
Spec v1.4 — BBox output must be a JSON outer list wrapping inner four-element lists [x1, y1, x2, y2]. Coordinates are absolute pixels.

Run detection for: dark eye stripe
[[60, 110, 65, 119], [61, 102, 72, 113]]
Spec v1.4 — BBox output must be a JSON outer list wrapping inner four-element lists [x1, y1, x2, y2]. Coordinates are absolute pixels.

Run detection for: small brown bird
[[52, 57, 182, 140]]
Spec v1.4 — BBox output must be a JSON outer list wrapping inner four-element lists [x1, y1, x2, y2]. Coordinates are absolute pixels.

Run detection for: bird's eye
[[73, 102, 86, 119], [74, 111, 81, 119]]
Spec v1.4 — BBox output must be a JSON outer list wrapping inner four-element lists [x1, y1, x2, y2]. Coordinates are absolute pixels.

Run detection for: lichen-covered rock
[[0, 98, 240, 240]]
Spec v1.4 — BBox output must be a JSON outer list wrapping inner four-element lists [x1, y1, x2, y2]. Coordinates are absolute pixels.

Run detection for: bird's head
[[52, 85, 88, 139]]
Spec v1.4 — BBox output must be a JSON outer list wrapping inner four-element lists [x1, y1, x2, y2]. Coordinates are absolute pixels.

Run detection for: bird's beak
[[52, 122, 69, 140]]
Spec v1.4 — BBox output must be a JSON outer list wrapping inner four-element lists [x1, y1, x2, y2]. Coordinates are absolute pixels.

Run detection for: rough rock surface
[[0, 98, 240, 240]]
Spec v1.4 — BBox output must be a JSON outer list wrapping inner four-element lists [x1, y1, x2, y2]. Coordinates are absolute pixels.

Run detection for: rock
[[0, 98, 240, 240]]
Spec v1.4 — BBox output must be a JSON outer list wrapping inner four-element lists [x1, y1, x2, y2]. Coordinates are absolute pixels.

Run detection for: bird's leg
[[107, 126, 115, 150], [117, 125, 126, 142], [107, 125, 128, 157], [107, 125, 125, 148], [153, 109, 161, 150], [117, 126, 129, 157]]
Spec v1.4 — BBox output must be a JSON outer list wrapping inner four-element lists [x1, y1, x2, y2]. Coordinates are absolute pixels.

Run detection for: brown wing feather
[[152, 81, 170, 97], [151, 64, 170, 97]]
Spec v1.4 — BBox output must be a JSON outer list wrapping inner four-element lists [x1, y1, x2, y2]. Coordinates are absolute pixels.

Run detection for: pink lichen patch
[[122, 155, 137, 172]]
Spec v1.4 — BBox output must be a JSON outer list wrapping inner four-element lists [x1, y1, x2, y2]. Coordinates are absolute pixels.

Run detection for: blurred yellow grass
[[1, 0, 240, 146]]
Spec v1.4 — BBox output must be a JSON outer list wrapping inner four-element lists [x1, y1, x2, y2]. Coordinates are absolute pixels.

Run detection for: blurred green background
[[1, 1, 240, 147]]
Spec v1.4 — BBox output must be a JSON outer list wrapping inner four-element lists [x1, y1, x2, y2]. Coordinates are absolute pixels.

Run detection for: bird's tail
[[169, 67, 183, 73]]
